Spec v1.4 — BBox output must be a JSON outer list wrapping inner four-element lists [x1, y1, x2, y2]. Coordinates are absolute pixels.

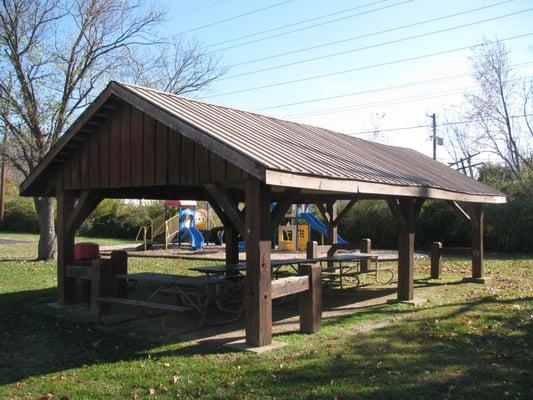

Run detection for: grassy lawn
[[0, 231, 137, 246], [0, 239, 531, 399]]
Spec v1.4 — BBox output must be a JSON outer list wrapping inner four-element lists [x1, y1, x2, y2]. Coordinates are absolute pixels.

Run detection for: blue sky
[[159, 0, 533, 162]]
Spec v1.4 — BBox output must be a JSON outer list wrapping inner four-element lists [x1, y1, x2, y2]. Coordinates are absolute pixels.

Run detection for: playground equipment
[[298, 204, 347, 244], [136, 200, 207, 250], [210, 202, 347, 252], [277, 204, 347, 251]]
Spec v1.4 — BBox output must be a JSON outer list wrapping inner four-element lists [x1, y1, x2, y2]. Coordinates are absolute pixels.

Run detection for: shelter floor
[[101, 243, 411, 262], [43, 270, 439, 347]]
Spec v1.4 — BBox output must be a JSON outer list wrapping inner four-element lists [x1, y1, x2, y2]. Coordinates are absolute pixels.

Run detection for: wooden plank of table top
[[189, 263, 247, 273], [116, 272, 225, 286]]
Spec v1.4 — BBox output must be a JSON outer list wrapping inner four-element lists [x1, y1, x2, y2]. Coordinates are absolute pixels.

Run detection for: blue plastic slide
[[299, 212, 348, 244], [189, 226, 205, 250], [173, 227, 204, 250]]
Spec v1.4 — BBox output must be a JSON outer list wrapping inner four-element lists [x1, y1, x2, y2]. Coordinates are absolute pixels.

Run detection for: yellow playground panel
[[278, 224, 309, 251]]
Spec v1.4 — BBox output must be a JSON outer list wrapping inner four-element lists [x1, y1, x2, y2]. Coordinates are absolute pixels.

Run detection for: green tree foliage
[[338, 165, 532, 252], [2, 197, 39, 233]]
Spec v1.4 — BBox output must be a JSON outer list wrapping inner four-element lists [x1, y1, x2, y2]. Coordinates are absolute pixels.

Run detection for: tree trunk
[[34, 196, 57, 260]]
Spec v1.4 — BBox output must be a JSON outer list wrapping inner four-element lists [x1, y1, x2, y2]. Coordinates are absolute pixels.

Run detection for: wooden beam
[[65, 191, 103, 235], [414, 198, 426, 217], [386, 198, 407, 230], [265, 170, 507, 204], [298, 263, 322, 333], [331, 199, 357, 228], [270, 189, 298, 235], [315, 202, 329, 222], [360, 238, 371, 273], [387, 198, 417, 301], [468, 204, 484, 279], [430, 242, 443, 279], [205, 183, 245, 237], [447, 200, 471, 222], [65, 265, 91, 279], [205, 193, 232, 228], [244, 179, 272, 347], [56, 184, 76, 305], [271, 276, 309, 299], [225, 226, 240, 265]]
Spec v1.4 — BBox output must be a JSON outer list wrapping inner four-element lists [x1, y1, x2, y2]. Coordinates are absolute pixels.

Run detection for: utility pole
[[431, 113, 437, 160]]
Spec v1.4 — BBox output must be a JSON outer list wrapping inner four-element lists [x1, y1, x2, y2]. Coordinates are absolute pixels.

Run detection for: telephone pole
[[431, 113, 437, 160]]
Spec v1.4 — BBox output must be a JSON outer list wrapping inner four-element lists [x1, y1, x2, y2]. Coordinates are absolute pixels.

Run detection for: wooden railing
[[151, 214, 166, 241], [164, 214, 180, 250], [136, 225, 149, 251]]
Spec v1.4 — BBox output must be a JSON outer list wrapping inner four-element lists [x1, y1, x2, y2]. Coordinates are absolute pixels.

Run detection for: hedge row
[[2, 199, 165, 239], [337, 169, 533, 252]]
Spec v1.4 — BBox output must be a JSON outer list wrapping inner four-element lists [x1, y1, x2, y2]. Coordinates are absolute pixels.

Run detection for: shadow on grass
[[1, 279, 531, 399], [0, 283, 398, 385], [218, 296, 533, 400]]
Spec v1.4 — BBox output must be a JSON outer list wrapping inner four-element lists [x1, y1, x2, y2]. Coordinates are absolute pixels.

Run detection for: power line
[[207, 0, 395, 48], [286, 86, 476, 118], [212, 0, 414, 52], [182, 0, 233, 17], [205, 32, 533, 99], [283, 67, 533, 118], [226, 0, 516, 69], [269, 73, 475, 111], [349, 113, 533, 136], [218, 7, 532, 82], [178, 0, 296, 35]]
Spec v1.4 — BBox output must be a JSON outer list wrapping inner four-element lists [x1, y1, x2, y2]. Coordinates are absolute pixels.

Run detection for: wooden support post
[[430, 242, 442, 279], [449, 202, 488, 283], [56, 188, 76, 305], [205, 183, 245, 237], [325, 201, 337, 268], [469, 205, 484, 280], [387, 198, 419, 301], [306, 241, 318, 259], [325, 201, 337, 245], [245, 180, 272, 347], [360, 238, 371, 273], [298, 263, 322, 333], [90, 258, 105, 316], [225, 226, 240, 265], [111, 250, 128, 297]]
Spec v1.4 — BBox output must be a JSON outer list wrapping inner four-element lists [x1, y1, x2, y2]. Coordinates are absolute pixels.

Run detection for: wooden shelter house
[[20, 82, 506, 347]]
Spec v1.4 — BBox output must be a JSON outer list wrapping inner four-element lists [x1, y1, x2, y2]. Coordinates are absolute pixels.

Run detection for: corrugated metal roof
[[120, 82, 502, 198]]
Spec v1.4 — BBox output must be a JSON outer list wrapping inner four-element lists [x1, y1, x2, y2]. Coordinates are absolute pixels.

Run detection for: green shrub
[[79, 199, 159, 239], [2, 197, 39, 232], [338, 200, 397, 249]]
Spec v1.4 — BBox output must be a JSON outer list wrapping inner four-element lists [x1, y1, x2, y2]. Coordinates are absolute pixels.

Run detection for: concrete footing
[[462, 276, 492, 284], [223, 339, 287, 353], [387, 297, 427, 306]]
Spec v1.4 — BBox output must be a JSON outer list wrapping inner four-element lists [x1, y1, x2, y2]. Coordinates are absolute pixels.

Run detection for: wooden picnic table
[[188, 263, 247, 276], [314, 253, 393, 289], [190, 259, 313, 279], [115, 272, 242, 326], [189, 253, 392, 291]]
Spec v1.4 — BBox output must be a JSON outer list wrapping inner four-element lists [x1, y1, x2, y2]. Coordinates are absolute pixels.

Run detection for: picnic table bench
[[99, 272, 242, 327]]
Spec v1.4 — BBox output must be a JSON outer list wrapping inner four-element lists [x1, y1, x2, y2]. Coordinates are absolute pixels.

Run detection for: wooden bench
[[98, 297, 193, 312]]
